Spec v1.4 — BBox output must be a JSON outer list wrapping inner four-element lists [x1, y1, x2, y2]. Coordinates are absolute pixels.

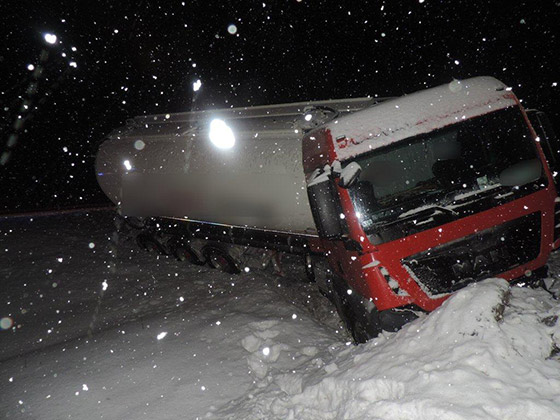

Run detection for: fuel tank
[[95, 98, 372, 233]]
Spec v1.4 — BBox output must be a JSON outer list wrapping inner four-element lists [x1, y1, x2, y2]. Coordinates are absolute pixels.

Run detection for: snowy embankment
[[1, 211, 560, 419], [226, 279, 560, 419]]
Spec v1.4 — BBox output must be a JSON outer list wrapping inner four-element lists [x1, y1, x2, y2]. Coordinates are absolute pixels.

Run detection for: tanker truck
[[96, 76, 560, 343]]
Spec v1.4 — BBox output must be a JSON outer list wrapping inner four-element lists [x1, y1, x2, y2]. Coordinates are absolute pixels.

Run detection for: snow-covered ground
[[1, 211, 560, 419]]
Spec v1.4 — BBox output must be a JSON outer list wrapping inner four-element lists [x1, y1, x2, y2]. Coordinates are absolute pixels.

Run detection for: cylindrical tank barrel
[[95, 113, 317, 234]]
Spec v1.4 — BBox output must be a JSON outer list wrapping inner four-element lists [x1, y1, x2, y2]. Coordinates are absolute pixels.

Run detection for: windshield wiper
[[398, 205, 459, 219], [366, 205, 458, 233], [451, 184, 503, 204]]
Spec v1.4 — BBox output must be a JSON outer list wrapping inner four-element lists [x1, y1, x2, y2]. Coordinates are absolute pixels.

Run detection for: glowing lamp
[[209, 119, 235, 149]]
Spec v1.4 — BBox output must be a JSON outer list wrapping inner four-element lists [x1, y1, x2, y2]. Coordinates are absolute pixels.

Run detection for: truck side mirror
[[307, 178, 347, 239], [339, 162, 362, 188]]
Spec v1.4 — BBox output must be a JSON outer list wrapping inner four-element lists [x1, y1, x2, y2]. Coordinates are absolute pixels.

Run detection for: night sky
[[1, 0, 558, 214]]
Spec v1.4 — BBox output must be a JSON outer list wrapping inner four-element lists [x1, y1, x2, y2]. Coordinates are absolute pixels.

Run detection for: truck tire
[[330, 274, 381, 344], [203, 246, 241, 274]]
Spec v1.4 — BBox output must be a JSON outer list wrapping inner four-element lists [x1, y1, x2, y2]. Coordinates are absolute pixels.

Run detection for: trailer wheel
[[136, 233, 162, 253], [123, 216, 146, 229], [175, 245, 206, 265], [203, 246, 241, 274]]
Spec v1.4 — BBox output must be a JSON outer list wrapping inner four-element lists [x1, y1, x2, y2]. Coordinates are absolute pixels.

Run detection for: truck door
[[526, 109, 560, 189]]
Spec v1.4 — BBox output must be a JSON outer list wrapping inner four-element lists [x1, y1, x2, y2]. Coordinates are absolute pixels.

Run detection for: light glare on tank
[[209, 119, 235, 149]]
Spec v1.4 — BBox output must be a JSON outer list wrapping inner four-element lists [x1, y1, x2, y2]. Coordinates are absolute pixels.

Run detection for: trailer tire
[[175, 245, 206, 265], [136, 233, 162, 253], [123, 216, 146, 229], [203, 246, 241, 274]]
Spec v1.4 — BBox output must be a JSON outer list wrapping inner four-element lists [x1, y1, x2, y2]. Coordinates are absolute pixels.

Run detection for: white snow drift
[[1, 211, 560, 419], [225, 279, 560, 419]]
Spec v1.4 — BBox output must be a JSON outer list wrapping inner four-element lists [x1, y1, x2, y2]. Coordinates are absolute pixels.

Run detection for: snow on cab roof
[[329, 76, 517, 161]]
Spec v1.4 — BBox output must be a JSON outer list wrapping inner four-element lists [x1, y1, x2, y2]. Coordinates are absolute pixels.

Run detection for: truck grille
[[402, 212, 541, 295]]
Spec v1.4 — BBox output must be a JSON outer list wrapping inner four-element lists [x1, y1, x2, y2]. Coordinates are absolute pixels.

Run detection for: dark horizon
[[1, 0, 558, 213]]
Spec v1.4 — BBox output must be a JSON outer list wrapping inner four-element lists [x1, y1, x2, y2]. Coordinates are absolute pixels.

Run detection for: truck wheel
[[330, 275, 381, 344], [175, 245, 206, 265], [342, 297, 382, 344], [203, 246, 241, 274]]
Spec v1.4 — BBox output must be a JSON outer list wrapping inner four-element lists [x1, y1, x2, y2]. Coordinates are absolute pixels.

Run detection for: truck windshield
[[345, 106, 547, 245]]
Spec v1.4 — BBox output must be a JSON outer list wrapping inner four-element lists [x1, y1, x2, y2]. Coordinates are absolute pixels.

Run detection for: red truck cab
[[303, 77, 559, 342]]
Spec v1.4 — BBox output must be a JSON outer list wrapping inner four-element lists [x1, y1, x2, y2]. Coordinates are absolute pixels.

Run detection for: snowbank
[[2, 212, 560, 419], [224, 279, 560, 420]]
